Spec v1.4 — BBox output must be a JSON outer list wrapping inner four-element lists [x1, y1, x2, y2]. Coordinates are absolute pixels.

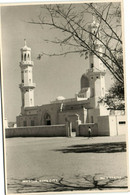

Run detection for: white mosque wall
[[108, 116, 117, 136], [99, 105, 110, 116], [24, 107, 38, 115], [58, 108, 86, 125], [16, 114, 39, 127], [87, 108, 100, 123], [97, 115, 127, 136], [97, 116, 111, 136], [116, 115, 127, 135], [38, 103, 60, 125], [79, 123, 98, 136]]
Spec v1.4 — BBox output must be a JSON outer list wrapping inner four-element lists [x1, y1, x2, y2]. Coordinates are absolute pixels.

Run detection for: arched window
[[91, 63, 94, 68], [91, 88, 94, 97], [81, 74, 89, 89], [24, 53, 26, 61], [44, 113, 51, 125], [28, 53, 30, 59], [91, 116, 94, 123], [21, 54, 23, 61], [22, 98, 24, 107]]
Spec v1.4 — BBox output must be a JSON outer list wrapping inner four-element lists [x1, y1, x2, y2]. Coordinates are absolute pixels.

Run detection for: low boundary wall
[[6, 124, 67, 138], [97, 115, 127, 136], [79, 123, 98, 136]]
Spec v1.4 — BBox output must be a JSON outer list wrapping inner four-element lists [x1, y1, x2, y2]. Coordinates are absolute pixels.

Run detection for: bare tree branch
[[28, 2, 123, 84]]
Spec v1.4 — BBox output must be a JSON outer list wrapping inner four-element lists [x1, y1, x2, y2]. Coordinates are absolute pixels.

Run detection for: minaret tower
[[19, 40, 36, 111], [88, 16, 105, 71], [87, 16, 106, 108]]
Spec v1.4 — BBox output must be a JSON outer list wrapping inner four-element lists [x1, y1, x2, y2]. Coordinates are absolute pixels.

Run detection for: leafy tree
[[99, 81, 125, 110], [99, 54, 125, 110]]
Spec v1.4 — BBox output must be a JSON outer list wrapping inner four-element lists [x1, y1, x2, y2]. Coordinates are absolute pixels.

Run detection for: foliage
[[99, 81, 125, 110]]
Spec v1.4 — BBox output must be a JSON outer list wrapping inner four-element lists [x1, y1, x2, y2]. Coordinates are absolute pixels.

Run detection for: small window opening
[[119, 121, 126, 124], [23, 121, 27, 126], [102, 88, 104, 95], [91, 63, 94, 68], [31, 120, 35, 126], [91, 88, 94, 97], [24, 53, 26, 61], [22, 98, 24, 107], [91, 116, 94, 123]]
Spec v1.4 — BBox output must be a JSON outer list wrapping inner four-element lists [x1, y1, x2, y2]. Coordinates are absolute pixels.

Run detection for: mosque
[[16, 19, 126, 136]]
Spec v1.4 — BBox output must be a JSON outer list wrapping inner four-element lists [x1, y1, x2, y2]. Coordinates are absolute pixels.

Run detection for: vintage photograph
[[0, 0, 129, 194]]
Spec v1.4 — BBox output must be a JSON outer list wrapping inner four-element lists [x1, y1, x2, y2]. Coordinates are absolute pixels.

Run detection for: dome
[[21, 39, 31, 51], [81, 73, 90, 89], [56, 96, 65, 101], [21, 45, 31, 51]]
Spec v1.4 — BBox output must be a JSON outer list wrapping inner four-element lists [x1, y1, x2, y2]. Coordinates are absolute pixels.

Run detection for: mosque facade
[[16, 20, 126, 136]]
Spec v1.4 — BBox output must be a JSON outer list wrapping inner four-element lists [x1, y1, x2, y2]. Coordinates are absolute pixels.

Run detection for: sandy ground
[[5, 135, 128, 193]]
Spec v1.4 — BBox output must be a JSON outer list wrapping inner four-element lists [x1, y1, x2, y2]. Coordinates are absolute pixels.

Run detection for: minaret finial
[[24, 39, 27, 46]]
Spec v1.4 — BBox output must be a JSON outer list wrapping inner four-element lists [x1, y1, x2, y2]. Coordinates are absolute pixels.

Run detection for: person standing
[[88, 126, 92, 138]]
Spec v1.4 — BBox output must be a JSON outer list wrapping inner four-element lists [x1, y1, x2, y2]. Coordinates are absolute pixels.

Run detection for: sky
[[1, 3, 114, 122]]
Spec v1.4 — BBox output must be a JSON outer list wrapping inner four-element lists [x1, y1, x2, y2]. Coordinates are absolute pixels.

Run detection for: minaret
[[87, 17, 106, 108], [88, 16, 105, 72], [19, 40, 36, 111]]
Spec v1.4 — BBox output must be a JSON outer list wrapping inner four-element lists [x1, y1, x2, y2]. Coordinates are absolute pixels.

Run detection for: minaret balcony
[[19, 83, 36, 89], [19, 61, 34, 67], [88, 68, 106, 73]]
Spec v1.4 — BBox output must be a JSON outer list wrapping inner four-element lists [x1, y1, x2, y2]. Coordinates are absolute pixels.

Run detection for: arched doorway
[[44, 113, 51, 125]]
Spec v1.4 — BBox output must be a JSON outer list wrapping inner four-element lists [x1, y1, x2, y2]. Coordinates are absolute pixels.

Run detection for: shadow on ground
[[54, 142, 126, 153], [7, 174, 127, 193]]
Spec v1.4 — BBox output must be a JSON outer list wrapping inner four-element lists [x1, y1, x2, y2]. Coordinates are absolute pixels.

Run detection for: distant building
[[4, 118, 8, 128], [16, 19, 126, 136], [8, 122, 17, 128]]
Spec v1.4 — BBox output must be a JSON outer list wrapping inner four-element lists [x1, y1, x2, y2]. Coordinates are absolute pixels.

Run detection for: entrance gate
[[44, 113, 51, 125]]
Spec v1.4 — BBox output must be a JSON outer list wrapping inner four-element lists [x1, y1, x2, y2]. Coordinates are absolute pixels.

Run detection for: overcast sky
[[1, 3, 113, 122]]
